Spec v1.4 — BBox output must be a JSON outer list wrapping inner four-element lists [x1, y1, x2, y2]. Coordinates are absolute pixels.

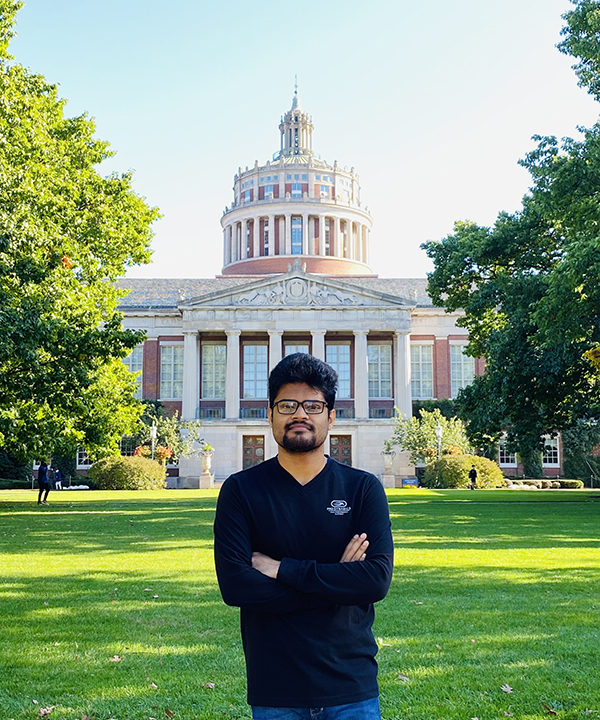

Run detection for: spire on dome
[[276, 81, 313, 159], [291, 75, 301, 110]]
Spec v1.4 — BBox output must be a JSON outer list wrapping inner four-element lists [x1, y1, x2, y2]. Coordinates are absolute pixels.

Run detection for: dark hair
[[268, 353, 338, 410]]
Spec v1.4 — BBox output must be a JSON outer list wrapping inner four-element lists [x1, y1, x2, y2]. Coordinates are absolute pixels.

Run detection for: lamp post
[[150, 422, 157, 460], [435, 423, 443, 460]]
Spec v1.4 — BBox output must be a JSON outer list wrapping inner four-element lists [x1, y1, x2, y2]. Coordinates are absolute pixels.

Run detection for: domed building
[[110, 90, 530, 485], [221, 86, 373, 277]]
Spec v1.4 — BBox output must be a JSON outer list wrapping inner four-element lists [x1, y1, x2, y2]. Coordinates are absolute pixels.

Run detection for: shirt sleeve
[[276, 476, 394, 606], [214, 475, 319, 614]]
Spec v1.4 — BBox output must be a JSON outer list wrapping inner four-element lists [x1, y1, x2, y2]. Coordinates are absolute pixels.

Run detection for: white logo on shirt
[[327, 500, 351, 515]]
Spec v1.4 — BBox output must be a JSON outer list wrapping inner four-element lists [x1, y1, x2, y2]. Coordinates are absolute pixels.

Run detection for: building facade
[[114, 90, 560, 484]]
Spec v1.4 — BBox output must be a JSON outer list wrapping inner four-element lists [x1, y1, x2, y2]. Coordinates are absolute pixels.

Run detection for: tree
[[391, 408, 473, 466], [0, 1, 160, 460], [127, 401, 206, 465], [422, 2, 600, 476]]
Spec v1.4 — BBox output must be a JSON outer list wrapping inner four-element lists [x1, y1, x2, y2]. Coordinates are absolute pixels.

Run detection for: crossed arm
[[251, 533, 369, 579]]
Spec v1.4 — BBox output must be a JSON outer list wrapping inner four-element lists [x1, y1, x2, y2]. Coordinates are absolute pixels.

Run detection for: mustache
[[285, 421, 314, 431]]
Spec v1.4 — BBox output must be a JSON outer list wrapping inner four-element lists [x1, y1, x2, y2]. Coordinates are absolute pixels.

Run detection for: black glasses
[[273, 399, 328, 415]]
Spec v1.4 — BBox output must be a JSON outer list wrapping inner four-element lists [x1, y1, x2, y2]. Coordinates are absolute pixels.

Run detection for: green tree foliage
[[423, 2, 600, 476], [558, 0, 600, 101], [126, 401, 206, 464], [0, 2, 160, 460], [391, 408, 473, 466], [423, 454, 505, 489]]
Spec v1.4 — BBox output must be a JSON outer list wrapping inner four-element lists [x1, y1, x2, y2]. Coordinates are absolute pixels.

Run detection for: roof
[[115, 276, 435, 310]]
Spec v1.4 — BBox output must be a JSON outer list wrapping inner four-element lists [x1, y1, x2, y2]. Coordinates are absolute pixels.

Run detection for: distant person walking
[[37, 461, 50, 505], [54, 468, 63, 490], [468, 465, 478, 490]]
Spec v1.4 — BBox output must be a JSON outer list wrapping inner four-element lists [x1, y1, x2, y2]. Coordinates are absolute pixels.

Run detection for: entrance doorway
[[243, 435, 265, 469], [329, 435, 352, 466]]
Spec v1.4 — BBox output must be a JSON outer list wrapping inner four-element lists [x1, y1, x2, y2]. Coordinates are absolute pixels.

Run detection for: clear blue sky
[[10, 0, 600, 279]]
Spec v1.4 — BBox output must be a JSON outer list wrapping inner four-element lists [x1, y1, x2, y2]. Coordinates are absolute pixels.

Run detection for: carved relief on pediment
[[234, 278, 362, 307]]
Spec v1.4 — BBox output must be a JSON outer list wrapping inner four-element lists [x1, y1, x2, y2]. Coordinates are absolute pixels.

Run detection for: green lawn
[[1, 489, 598, 720]]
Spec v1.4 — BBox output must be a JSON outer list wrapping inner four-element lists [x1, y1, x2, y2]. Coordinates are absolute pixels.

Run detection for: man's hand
[[252, 533, 368, 578], [252, 552, 281, 579], [339, 533, 369, 562]]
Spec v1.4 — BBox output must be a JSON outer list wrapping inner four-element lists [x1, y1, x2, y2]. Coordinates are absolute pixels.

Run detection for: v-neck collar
[[274, 455, 333, 494]]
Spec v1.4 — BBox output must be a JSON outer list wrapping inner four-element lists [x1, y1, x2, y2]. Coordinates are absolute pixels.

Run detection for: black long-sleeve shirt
[[213, 456, 394, 708]]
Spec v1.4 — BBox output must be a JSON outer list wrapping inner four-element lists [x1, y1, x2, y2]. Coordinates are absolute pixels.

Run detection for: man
[[214, 353, 394, 719], [469, 464, 478, 490], [37, 460, 50, 505]]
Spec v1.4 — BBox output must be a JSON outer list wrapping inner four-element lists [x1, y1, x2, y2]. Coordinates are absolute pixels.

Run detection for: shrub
[[558, 479, 584, 489], [0, 479, 31, 490], [88, 456, 167, 490], [422, 454, 505, 489]]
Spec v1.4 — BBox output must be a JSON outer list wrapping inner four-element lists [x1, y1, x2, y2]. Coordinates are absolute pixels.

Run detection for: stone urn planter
[[199, 448, 215, 488], [200, 451, 214, 474], [381, 450, 396, 475]]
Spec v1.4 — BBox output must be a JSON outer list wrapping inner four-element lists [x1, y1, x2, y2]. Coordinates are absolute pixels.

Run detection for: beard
[[281, 421, 322, 453]]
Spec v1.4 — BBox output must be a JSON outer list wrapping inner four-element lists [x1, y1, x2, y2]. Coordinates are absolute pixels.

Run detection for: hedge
[[423, 454, 505, 489], [88, 456, 167, 490], [507, 478, 584, 490]]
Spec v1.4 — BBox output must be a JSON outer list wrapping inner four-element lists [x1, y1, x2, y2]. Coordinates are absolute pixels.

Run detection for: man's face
[[269, 382, 335, 454]]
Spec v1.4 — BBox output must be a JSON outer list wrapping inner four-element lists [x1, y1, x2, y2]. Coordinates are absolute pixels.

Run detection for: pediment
[[178, 263, 416, 310]]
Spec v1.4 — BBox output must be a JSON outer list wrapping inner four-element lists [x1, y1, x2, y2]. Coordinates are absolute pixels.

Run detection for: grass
[[0, 488, 598, 720]]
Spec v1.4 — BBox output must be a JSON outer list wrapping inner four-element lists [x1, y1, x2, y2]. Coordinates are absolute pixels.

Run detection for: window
[[243, 344, 268, 399], [498, 437, 517, 466], [291, 183, 302, 198], [202, 344, 226, 399], [160, 345, 184, 399], [264, 224, 270, 256], [264, 184, 274, 197], [302, 174, 307, 180], [291, 217, 302, 254], [368, 344, 392, 398], [287, 174, 292, 180], [285, 344, 309, 356], [77, 449, 92, 468], [411, 345, 434, 399], [294, 174, 300, 180], [273, 175, 278, 181], [243, 190, 251, 203], [119, 437, 137, 457], [326, 343, 351, 398], [542, 436, 560, 466], [320, 185, 330, 198], [316, 174, 321, 180], [450, 345, 475, 397], [123, 345, 144, 399], [324, 221, 331, 254]]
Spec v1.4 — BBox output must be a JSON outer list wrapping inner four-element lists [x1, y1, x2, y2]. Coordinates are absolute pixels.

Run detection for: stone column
[[223, 228, 228, 266], [253, 217, 260, 258], [230, 224, 237, 262], [302, 213, 309, 255], [225, 330, 241, 420], [353, 330, 369, 419], [334, 217, 341, 257], [268, 214, 275, 256], [182, 331, 199, 421], [268, 330, 283, 372], [319, 216, 326, 256], [311, 330, 326, 360], [285, 214, 292, 255], [394, 330, 412, 420], [241, 220, 248, 259]]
